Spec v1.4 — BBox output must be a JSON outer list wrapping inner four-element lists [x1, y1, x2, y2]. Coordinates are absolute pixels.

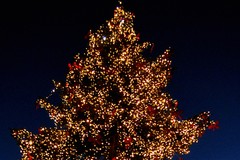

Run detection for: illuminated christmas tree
[[12, 2, 218, 160]]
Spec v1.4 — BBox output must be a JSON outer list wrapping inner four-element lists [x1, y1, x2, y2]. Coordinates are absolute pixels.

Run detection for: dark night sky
[[1, 0, 240, 159]]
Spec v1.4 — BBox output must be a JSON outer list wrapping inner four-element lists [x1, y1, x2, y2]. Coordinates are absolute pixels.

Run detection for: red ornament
[[68, 94, 74, 102], [84, 30, 91, 39], [38, 128, 43, 134], [199, 130, 205, 137], [66, 131, 70, 137], [201, 114, 209, 120], [136, 62, 146, 68], [167, 74, 172, 80], [147, 106, 156, 116], [68, 63, 72, 71], [124, 137, 133, 144], [208, 120, 219, 131], [27, 152, 33, 160], [124, 137, 133, 149], [173, 110, 183, 120], [136, 33, 140, 40], [88, 134, 102, 145], [163, 48, 172, 58], [112, 109, 116, 116], [65, 82, 69, 87], [124, 136, 133, 149], [173, 100, 178, 108], [73, 62, 82, 70]]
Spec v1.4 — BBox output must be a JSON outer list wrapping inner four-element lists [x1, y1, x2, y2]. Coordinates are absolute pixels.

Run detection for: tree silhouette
[[12, 2, 218, 159]]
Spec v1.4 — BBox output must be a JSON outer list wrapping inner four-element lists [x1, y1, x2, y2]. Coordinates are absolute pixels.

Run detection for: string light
[[12, 2, 217, 160]]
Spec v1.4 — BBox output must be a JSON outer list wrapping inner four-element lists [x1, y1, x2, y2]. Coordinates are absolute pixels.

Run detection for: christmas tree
[[12, 2, 218, 160]]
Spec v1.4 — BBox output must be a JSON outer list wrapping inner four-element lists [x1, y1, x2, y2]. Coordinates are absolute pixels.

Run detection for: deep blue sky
[[1, 0, 239, 159]]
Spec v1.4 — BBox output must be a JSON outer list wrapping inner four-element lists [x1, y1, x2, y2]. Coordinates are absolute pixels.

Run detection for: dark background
[[1, 0, 239, 159]]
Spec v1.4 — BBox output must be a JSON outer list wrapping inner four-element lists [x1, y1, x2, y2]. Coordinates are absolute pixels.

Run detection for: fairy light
[[12, 2, 217, 160]]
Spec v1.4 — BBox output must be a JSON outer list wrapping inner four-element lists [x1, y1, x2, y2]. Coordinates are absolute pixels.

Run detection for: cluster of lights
[[12, 2, 216, 160]]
